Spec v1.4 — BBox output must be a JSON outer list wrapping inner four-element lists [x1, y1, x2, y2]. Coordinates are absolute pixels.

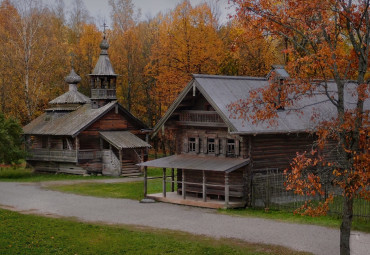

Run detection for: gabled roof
[[24, 101, 147, 137], [100, 131, 151, 149], [153, 74, 369, 136]]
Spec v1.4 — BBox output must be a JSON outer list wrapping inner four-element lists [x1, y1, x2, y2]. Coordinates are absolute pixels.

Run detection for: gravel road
[[0, 181, 369, 255]]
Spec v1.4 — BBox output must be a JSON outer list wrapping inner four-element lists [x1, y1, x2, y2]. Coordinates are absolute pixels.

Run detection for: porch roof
[[138, 154, 249, 173], [99, 131, 151, 149]]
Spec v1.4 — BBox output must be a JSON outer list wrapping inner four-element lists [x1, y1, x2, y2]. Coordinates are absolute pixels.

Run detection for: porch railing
[[27, 149, 77, 162], [91, 89, 116, 99], [179, 111, 225, 124], [78, 149, 102, 160]]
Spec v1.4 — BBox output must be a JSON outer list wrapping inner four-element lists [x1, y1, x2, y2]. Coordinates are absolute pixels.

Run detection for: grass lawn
[[0, 166, 110, 182], [219, 208, 370, 233], [50, 179, 170, 200], [0, 209, 310, 255], [0, 166, 165, 182]]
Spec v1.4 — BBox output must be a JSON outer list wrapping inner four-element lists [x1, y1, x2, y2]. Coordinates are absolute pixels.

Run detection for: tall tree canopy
[[146, 0, 224, 113], [231, 1, 369, 254]]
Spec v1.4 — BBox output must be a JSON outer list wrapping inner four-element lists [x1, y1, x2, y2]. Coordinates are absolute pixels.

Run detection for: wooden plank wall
[[247, 134, 315, 171], [79, 108, 140, 150]]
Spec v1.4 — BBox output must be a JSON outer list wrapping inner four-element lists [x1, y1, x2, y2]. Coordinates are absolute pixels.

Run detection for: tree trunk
[[340, 195, 353, 255]]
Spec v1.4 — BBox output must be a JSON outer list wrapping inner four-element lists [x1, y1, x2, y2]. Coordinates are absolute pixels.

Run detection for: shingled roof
[[49, 68, 90, 105], [90, 37, 116, 76], [23, 101, 147, 137], [153, 74, 369, 136], [49, 89, 90, 105]]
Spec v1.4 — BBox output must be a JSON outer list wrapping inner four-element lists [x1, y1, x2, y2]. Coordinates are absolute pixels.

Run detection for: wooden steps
[[121, 159, 141, 177]]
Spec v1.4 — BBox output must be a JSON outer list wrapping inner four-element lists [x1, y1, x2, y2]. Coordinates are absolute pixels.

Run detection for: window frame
[[226, 139, 236, 157], [207, 138, 215, 153], [188, 137, 196, 152]]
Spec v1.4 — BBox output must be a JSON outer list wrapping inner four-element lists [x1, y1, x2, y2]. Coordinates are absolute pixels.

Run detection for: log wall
[[78, 108, 140, 150], [245, 133, 315, 171]]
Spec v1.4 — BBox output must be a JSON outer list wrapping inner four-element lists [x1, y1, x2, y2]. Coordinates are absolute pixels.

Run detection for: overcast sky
[[63, 0, 235, 28]]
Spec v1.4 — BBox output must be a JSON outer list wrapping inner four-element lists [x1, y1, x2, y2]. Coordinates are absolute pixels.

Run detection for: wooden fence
[[251, 170, 370, 220]]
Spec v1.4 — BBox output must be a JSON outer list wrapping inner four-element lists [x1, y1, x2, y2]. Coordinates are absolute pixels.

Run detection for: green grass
[[219, 208, 370, 233], [50, 179, 171, 200], [0, 167, 110, 182], [0, 209, 310, 255], [0, 166, 166, 182]]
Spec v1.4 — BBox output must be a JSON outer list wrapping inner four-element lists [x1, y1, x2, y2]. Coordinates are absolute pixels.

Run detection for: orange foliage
[[231, 3, 369, 250], [146, 0, 224, 113]]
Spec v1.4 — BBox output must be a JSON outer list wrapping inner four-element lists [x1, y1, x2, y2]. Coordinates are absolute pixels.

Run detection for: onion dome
[[91, 36, 117, 76], [65, 68, 82, 84], [99, 37, 109, 54], [49, 68, 90, 106]]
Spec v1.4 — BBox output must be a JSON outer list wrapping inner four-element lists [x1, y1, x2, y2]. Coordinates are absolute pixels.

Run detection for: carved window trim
[[227, 139, 235, 157], [188, 137, 196, 152], [208, 138, 215, 153]]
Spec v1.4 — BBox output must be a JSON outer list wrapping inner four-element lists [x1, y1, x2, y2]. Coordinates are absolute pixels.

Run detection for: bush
[[0, 113, 25, 164]]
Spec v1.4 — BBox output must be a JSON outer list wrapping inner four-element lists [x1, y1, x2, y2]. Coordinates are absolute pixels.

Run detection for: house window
[[188, 138, 196, 152], [227, 139, 235, 157], [208, 138, 215, 153]]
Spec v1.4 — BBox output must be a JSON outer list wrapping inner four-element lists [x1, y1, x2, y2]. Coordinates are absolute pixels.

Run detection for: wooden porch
[[26, 149, 103, 163], [139, 155, 250, 209], [147, 192, 244, 209]]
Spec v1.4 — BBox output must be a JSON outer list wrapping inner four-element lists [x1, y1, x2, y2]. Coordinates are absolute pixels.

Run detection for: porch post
[[243, 166, 247, 205], [171, 168, 175, 192], [75, 136, 79, 163], [119, 149, 122, 173], [162, 168, 166, 198], [182, 169, 186, 199], [202, 170, 207, 202], [144, 166, 147, 198], [225, 172, 229, 208]]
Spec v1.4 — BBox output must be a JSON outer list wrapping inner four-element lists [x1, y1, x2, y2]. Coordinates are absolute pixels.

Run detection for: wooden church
[[23, 35, 151, 176]]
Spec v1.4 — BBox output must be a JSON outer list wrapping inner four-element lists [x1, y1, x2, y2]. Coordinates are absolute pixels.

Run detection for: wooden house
[[23, 36, 151, 176], [139, 66, 366, 208]]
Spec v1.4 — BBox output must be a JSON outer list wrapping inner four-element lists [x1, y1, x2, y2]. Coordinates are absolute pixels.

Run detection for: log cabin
[[139, 65, 368, 208], [23, 36, 151, 176]]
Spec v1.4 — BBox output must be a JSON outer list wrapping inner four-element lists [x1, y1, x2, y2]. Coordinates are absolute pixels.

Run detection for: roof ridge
[[192, 74, 266, 81]]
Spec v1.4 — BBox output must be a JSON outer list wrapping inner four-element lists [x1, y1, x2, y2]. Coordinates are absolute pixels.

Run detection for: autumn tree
[[147, 0, 224, 113], [219, 20, 282, 76], [230, 1, 369, 254], [5, 0, 70, 123], [0, 0, 18, 116], [68, 0, 91, 44], [74, 23, 102, 94], [109, 0, 146, 114]]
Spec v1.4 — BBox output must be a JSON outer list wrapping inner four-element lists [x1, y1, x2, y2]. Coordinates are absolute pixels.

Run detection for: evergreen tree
[[0, 113, 25, 164]]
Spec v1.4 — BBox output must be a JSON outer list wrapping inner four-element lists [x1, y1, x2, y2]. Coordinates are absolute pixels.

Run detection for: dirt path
[[0, 181, 369, 255]]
